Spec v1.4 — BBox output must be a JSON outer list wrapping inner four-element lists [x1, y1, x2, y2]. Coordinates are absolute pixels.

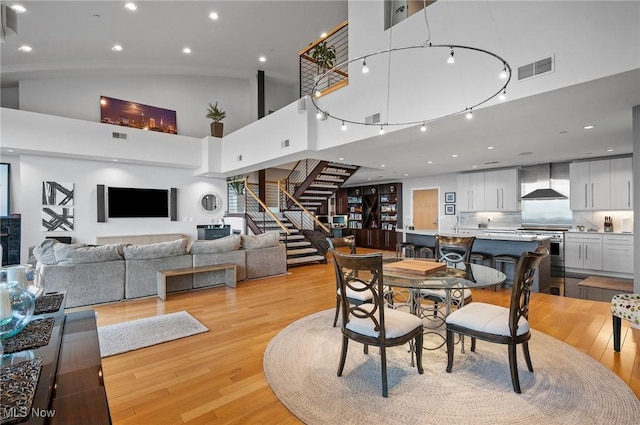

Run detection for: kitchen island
[[399, 229, 552, 293]]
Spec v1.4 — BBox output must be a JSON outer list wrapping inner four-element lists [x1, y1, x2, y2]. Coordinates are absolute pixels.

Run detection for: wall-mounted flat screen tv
[[108, 187, 169, 218]]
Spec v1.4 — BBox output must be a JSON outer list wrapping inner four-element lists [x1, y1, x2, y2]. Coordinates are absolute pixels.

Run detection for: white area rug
[[98, 311, 208, 358], [264, 309, 640, 425]]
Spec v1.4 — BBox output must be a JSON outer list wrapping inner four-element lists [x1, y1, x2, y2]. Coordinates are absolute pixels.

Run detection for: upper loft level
[[2, 1, 638, 185]]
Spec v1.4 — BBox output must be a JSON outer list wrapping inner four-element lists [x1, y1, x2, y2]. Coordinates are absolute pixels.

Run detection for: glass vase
[[1, 265, 43, 298], [0, 280, 35, 339]]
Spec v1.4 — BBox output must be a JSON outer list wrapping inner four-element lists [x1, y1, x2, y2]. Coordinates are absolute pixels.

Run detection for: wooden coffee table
[[157, 263, 236, 301]]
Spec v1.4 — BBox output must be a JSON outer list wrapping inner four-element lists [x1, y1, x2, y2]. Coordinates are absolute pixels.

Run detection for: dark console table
[[197, 224, 231, 240], [0, 293, 111, 424]]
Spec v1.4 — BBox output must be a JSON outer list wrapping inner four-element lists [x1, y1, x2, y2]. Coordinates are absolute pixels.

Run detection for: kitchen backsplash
[[459, 212, 521, 230], [572, 210, 634, 233], [459, 210, 634, 233]]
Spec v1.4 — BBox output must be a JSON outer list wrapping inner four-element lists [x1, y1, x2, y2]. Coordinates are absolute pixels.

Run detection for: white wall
[[18, 75, 254, 139], [314, 0, 640, 146], [401, 173, 458, 234], [18, 155, 228, 262], [265, 76, 298, 115]]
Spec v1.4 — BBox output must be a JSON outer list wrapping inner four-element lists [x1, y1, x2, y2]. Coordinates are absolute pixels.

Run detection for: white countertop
[[565, 230, 633, 235], [398, 229, 551, 242]]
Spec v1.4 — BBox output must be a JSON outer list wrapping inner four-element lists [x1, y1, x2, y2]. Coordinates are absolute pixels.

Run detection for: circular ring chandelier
[[310, 42, 512, 129]]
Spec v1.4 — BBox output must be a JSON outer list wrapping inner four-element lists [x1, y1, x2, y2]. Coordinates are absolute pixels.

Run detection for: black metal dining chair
[[327, 236, 366, 327], [445, 246, 549, 393], [331, 250, 424, 397], [419, 235, 476, 317]]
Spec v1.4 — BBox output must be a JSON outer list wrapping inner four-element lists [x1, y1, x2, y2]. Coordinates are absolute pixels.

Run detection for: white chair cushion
[[337, 281, 374, 302], [419, 288, 472, 303], [611, 293, 640, 329], [445, 302, 529, 337], [346, 304, 423, 339]]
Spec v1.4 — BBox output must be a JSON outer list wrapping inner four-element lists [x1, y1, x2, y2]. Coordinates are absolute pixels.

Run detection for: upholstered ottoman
[[611, 293, 640, 352]]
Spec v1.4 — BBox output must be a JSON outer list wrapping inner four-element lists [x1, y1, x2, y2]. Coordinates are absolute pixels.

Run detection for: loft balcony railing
[[299, 20, 348, 99]]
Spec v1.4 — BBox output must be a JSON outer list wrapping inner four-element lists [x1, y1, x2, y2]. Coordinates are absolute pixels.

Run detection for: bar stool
[[493, 254, 520, 287], [471, 252, 496, 289], [470, 251, 494, 267], [418, 246, 435, 259], [396, 242, 416, 259]]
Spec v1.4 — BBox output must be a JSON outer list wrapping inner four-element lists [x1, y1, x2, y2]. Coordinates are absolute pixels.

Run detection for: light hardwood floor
[[86, 251, 639, 424]]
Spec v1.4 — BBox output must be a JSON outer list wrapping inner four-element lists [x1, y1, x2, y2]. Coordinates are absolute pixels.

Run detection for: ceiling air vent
[[518, 56, 554, 81], [112, 132, 127, 139], [365, 113, 381, 124]]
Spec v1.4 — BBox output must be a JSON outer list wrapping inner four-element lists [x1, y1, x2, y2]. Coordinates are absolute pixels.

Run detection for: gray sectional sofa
[[33, 232, 287, 308]]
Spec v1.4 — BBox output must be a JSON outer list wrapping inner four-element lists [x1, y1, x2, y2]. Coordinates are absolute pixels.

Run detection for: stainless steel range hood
[[522, 187, 567, 199], [521, 163, 568, 200]]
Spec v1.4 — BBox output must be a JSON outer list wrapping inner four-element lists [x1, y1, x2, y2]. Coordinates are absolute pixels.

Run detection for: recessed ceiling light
[[7, 149, 14, 153], [17, 45, 32, 52], [368, 177, 372, 181], [259, 56, 266, 62], [472, 165, 478, 168], [111, 44, 123, 52], [182, 47, 192, 54], [404, 173, 409, 177], [583, 125, 596, 130], [427, 161, 433, 164], [487, 146, 494, 150], [209, 12, 219, 20], [381, 164, 386, 168], [452, 154, 458, 158], [606, 148, 614, 152], [112, 159, 118, 162], [339, 157, 344, 161], [320, 32, 328, 38], [11, 5, 27, 13], [124, 3, 137, 11]]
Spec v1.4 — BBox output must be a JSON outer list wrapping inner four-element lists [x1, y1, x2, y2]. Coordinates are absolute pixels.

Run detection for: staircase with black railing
[[226, 160, 358, 267]]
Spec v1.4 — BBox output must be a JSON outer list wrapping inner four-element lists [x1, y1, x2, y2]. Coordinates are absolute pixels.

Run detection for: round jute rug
[[264, 309, 640, 425]]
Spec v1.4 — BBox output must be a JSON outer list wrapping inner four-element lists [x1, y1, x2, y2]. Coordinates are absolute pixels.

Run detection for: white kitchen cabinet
[[483, 168, 520, 211], [602, 234, 634, 274], [569, 160, 611, 210], [456, 173, 485, 212], [564, 233, 602, 270], [609, 157, 633, 210]]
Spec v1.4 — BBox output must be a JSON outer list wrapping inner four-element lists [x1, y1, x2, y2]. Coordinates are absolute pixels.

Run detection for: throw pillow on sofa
[[240, 231, 281, 250], [123, 238, 189, 260], [190, 235, 241, 254], [33, 239, 59, 265]]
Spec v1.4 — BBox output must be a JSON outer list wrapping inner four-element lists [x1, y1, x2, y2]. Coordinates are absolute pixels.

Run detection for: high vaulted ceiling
[[1, 1, 639, 185], [1, 1, 348, 86]]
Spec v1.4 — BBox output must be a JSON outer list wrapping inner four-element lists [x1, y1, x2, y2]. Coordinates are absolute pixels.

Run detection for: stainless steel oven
[[518, 229, 565, 277]]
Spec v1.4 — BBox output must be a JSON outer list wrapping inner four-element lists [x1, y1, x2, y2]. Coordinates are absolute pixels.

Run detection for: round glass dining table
[[383, 259, 507, 350]]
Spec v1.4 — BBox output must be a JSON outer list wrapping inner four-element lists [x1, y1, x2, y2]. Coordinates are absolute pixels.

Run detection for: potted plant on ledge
[[206, 102, 226, 137]]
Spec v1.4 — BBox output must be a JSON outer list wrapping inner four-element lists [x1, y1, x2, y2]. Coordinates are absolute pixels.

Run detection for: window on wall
[[0, 163, 10, 217], [384, 1, 437, 30]]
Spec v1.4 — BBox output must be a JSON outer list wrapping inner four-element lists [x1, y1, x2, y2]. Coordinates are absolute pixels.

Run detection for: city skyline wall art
[[100, 95, 178, 134]]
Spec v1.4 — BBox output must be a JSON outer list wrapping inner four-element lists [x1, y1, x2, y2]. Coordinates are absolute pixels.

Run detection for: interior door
[[412, 189, 438, 230]]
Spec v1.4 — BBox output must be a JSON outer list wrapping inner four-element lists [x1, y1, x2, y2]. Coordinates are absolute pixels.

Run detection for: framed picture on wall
[[445, 204, 456, 215], [100, 95, 177, 134], [445, 192, 456, 203]]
